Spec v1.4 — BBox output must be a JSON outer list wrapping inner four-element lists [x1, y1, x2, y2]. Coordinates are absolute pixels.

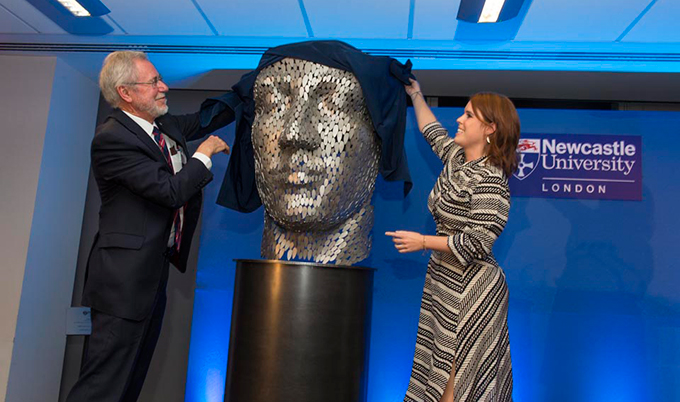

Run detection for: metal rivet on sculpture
[[253, 59, 380, 265]]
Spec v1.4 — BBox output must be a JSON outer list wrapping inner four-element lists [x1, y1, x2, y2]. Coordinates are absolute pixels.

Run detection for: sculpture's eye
[[255, 82, 288, 117], [312, 82, 337, 115]]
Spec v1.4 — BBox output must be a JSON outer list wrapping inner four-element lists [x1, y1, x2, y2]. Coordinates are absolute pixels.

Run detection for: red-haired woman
[[387, 79, 520, 402]]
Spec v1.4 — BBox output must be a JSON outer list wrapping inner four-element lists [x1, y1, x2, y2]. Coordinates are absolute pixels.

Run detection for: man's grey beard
[[155, 105, 169, 118], [141, 96, 169, 119], [150, 103, 168, 118]]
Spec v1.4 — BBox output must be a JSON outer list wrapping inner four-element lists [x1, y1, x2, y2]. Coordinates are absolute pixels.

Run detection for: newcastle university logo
[[509, 134, 642, 201], [514, 138, 540, 180]]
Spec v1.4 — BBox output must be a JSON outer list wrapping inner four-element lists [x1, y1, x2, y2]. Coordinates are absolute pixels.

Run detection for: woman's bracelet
[[410, 91, 423, 100], [422, 235, 427, 251]]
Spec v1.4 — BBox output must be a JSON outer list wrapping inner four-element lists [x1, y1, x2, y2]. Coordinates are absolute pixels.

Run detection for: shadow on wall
[[533, 185, 654, 402], [494, 184, 656, 401]]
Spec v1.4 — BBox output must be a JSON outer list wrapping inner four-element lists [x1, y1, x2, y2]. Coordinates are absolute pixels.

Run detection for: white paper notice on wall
[[66, 307, 92, 335]]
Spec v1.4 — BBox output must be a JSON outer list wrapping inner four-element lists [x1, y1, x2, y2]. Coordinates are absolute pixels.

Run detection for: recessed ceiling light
[[457, 0, 526, 24], [56, 0, 91, 17], [478, 0, 506, 23], [25, 0, 112, 33]]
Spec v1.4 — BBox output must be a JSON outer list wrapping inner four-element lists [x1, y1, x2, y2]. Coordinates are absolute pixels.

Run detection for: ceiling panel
[[0, 4, 37, 33], [622, 0, 680, 42], [0, 0, 65, 34], [104, 0, 214, 35], [515, 0, 650, 42], [411, 0, 460, 40], [305, 0, 410, 39], [100, 15, 125, 35], [199, 0, 308, 37]]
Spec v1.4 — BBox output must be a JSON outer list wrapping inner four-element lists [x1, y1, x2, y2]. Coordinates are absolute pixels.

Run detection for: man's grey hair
[[99, 51, 148, 108]]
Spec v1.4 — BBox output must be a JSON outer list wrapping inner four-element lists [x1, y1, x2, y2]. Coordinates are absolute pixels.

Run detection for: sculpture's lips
[[271, 165, 325, 186], [285, 171, 322, 185]]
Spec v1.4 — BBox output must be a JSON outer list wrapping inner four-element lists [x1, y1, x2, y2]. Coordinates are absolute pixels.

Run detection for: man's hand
[[196, 135, 230, 157]]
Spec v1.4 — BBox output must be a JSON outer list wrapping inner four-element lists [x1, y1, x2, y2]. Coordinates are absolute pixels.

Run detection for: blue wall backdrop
[[185, 107, 680, 402]]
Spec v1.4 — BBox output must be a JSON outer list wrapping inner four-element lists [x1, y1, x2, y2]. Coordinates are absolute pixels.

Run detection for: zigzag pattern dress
[[404, 122, 513, 402]]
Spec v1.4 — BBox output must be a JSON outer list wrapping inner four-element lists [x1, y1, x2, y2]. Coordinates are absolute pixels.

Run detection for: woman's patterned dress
[[404, 122, 513, 402]]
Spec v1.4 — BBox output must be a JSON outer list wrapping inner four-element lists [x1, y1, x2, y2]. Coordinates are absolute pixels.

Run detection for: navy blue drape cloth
[[200, 40, 414, 213]]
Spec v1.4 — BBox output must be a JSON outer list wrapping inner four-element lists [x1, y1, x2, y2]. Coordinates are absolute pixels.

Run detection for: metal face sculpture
[[252, 58, 380, 265]]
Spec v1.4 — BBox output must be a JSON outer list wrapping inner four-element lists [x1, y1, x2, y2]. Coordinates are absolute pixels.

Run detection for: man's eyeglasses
[[127, 75, 164, 89]]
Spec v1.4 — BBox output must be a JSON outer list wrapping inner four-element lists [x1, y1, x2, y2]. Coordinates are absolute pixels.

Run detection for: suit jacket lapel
[[111, 109, 169, 167]]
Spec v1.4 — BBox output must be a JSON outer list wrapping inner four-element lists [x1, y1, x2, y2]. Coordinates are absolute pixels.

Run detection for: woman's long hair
[[469, 92, 520, 177]]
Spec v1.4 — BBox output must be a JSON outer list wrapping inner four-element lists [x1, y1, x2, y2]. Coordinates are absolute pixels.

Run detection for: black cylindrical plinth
[[224, 259, 374, 402]]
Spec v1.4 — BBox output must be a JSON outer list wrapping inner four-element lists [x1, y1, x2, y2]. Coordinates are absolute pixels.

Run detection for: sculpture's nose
[[279, 85, 321, 151]]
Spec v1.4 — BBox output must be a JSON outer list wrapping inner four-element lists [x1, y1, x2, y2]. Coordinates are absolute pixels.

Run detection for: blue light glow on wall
[[186, 107, 680, 402]]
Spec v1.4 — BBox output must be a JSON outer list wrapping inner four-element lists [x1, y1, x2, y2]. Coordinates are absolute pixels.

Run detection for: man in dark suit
[[66, 51, 233, 402]]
